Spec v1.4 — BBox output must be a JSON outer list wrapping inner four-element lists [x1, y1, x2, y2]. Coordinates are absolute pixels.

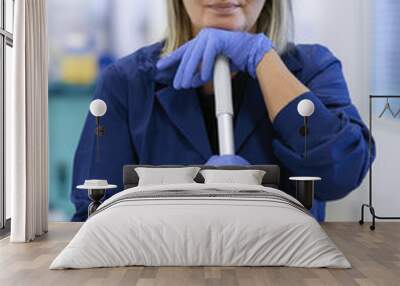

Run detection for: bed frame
[[123, 165, 280, 190]]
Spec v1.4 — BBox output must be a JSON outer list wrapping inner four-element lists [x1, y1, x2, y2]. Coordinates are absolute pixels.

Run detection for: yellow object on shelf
[[61, 55, 97, 85]]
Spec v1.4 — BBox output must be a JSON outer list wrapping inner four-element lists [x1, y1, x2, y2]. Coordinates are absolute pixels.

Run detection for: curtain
[[372, 0, 400, 94], [7, 0, 49, 242]]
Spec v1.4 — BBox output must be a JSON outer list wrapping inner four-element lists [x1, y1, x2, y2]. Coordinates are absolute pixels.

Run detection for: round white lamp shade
[[297, 99, 315, 117], [90, 99, 107, 117]]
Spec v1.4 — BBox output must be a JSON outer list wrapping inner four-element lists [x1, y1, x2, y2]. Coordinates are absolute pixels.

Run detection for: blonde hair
[[163, 0, 294, 56]]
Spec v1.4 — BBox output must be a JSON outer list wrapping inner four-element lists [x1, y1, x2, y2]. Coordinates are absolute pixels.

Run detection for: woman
[[71, 0, 375, 222]]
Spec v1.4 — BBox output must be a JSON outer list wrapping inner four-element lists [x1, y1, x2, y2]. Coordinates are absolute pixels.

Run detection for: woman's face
[[183, 0, 266, 35]]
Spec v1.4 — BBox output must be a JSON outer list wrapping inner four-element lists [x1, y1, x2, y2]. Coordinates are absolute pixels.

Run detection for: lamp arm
[[304, 116, 308, 159]]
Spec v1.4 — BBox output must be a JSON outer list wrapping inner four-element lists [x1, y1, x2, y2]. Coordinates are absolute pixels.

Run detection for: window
[[0, 0, 14, 234]]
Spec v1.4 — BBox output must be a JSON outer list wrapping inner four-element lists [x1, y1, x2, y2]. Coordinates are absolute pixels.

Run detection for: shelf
[[48, 82, 95, 95]]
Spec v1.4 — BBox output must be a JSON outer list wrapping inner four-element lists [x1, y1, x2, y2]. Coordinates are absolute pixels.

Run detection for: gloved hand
[[156, 28, 273, 89], [206, 155, 250, 166]]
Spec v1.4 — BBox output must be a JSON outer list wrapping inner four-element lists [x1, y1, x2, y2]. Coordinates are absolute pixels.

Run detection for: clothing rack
[[359, 95, 400, 230]]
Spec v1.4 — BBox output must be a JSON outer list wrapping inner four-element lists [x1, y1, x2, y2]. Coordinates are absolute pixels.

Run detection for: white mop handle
[[213, 56, 235, 155]]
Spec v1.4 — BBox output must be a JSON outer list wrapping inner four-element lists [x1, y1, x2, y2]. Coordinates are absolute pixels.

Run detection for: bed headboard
[[123, 165, 280, 190]]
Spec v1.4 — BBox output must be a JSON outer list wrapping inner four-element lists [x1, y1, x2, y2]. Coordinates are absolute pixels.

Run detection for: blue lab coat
[[71, 42, 375, 222]]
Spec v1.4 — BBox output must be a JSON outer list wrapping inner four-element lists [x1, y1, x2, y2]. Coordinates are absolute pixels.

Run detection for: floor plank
[[0, 222, 399, 286]]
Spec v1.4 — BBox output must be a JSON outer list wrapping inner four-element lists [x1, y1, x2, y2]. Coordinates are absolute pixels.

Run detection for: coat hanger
[[394, 105, 400, 118], [378, 98, 396, 118]]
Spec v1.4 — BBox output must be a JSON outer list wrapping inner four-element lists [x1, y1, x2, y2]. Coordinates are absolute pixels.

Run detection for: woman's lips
[[205, 3, 241, 14]]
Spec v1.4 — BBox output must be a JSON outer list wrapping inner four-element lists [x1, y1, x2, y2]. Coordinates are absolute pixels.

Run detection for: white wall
[[111, 0, 167, 58], [293, 0, 373, 221]]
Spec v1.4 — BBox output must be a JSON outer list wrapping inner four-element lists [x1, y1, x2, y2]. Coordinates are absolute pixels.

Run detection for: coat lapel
[[234, 77, 269, 152], [156, 86, 212, 160], [234, 50, 303, 152]]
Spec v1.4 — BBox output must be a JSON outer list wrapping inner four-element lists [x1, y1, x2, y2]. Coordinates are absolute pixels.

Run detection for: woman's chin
[[203, 18, 248, 32]]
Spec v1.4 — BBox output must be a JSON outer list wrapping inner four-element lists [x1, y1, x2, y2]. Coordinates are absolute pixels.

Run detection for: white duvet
[[50, 183, 351, 269]]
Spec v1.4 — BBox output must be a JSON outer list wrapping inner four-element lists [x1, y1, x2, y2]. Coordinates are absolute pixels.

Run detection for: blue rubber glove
[[157, 28, 273, 89], [206, 155, 250, 166]]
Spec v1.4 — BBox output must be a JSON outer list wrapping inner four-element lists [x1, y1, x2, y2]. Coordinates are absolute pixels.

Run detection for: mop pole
[[213, 56, 235, 156]]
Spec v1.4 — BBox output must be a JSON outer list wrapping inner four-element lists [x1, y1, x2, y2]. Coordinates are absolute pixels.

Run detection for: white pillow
[[135, 167, 201, 186], [200, 169, 266, 185]]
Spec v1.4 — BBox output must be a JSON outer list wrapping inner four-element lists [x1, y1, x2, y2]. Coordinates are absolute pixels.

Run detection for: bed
[[50, 165, 350, 269]]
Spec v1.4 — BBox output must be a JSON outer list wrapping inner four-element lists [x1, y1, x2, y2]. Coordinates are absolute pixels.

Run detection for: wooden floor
[[0, 222, 399, 286]]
